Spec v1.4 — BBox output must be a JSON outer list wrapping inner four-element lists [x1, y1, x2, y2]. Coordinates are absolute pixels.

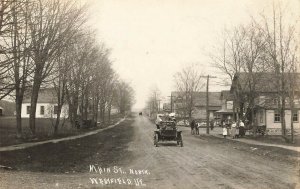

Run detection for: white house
[[21, 88, 68, 118], [254, 96, 300, 135]]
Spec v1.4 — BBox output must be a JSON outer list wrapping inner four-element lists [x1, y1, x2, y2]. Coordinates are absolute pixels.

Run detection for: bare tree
[[174, 65, 204, 120], [0, 0, 33, 137], [115, 81, 135, 115], [260, 3, 299, 139], [10, 0, 32, 138], [210, 26, 248, 124], [239, 23, 268, 131], [27, 0, 87, 135], [146, 85, 161, 118], [0, 0, 15, 100]]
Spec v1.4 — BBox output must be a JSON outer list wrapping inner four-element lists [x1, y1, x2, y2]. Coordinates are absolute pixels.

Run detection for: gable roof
[[231, 72, 300, 93], [171, 91, 222, 107], [194, 92, 221, 107], [23, 88, 57, 103], [220, 90, 234, 101]]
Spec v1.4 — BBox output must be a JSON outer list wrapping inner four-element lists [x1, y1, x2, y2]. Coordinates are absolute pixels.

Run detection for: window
[[273, 98, 278, 105], [54, 106, 58, 114], [40, 106, 44, 115], [26, 106, 31, 114], [293, 111, 298, 122], [260, 110, 264, 123], [274, 111, 280, 122], [226, 101, 233, 110], [259, 96, 266, 104]]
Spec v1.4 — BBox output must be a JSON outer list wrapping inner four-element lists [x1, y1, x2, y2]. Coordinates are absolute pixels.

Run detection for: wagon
[[154, 121, 183, 147]]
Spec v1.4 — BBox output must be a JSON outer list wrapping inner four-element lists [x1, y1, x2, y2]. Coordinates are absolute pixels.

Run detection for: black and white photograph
[[0, 0, 299, 188]]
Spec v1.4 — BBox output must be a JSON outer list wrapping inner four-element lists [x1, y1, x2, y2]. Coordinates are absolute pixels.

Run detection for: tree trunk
[[12, 0, 22, 139], [251, 103, 256, 137], [54, 108, 62, 136], [281, 97, 286, 138], [15, 93, 22, 138], [84, 95, 88, 120], [95, 100, 99, 126], [72, 95, 79, 126], [108, 103, 111, 123], [290, 109, 294, 143], [29, 80, 41, 136]]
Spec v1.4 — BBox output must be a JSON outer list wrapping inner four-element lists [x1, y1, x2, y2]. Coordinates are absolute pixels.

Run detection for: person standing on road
[[190, 119, 195, 135], [222, 125, 227, 138], [210, 120, 214, 130], [195, 122, 199, 135], [231, 121, 237, 139], [239, 120, 245, 137], [236, 123, 239, 138]]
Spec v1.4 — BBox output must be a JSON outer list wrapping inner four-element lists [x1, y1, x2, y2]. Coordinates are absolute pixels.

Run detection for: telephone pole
[[200, 75, 217, 134], [167, 94, 173, 112]]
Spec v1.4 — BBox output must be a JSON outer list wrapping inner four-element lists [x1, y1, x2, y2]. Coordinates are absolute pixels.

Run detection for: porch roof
[[215, 109, 234, 114]]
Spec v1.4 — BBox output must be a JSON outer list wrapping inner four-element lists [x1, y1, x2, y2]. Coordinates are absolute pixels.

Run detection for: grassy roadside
[[242, 135, 300, 147], [0, 117, 135, 173], [0, 114, 124, 147], [196, 134, 299, 165]]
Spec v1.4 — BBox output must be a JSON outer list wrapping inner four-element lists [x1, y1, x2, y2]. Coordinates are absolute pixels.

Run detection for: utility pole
[[157, 100, 161, 112], [170, 94, 173, 112], [200, 75, 217, 134], [168, 94, 173, 113]]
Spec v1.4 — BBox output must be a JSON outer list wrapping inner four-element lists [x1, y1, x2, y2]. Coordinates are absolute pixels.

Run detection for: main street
[[0, 115, 299, 189]]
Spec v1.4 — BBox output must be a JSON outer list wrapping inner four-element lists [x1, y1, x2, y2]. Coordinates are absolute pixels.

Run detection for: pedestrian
[[195, 122, 199, 135], [222, 125, 227, 138], [239, 120, 245, 137], [190, 119, 195, 135], [210, 120, 214, 130], [231, 121, 237, 139], [236, 124, 239, 138]]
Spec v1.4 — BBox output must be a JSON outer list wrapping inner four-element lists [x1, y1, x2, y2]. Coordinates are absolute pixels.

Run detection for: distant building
[[171, 91, 222, 120], [215, 90, 234, 123], [21, 88, 68, 118], [163, 103, 171, 113], [0, 100, 15, 116]]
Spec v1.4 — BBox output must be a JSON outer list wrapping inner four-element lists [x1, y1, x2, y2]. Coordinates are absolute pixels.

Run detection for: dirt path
[[0, 115, 299, 189]]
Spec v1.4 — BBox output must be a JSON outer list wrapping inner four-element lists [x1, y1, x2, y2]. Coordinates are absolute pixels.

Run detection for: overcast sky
[[86, 0, 299, 109]]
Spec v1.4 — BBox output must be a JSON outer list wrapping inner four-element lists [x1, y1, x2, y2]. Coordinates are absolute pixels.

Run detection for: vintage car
[[154, 120, 183, 147]]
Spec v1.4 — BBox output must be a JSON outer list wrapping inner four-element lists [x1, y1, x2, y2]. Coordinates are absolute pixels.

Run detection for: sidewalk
[[0, 118, 125, 152], [199, 127, 300, 153]]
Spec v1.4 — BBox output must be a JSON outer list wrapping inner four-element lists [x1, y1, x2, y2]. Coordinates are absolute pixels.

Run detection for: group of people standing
[[222, 120, 245, 139], [190, 120, 199, 135]]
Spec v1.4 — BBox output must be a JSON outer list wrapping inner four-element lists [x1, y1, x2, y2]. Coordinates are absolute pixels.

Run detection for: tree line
[[0, 0, 135, 138]]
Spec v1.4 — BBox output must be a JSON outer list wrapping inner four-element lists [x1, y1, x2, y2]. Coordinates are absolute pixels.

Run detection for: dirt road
[[0, 115, 299, 189], [122, 116, 299, 189]]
